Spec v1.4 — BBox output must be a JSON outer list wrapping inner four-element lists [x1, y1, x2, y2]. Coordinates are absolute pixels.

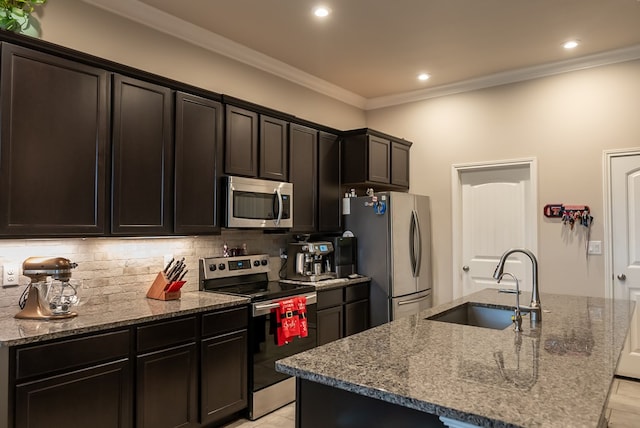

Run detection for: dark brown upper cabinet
[[174, 92, 223, 235], [0, 43, 110, 236], [318, 131, 342, 232], [111, 74, 174, 235], [289, 123, 318, 232], [342, 129, 412, 191], [224, 104, 289, 181], [259, 115, 288, 181], [224, 105, 258, 177], [391, 140, 410, 189]]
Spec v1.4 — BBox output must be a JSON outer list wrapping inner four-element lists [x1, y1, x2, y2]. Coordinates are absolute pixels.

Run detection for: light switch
[[588, 241, 602, 255]]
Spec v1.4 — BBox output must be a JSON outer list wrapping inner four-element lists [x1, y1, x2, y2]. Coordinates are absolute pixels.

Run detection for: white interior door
[[452, 159, 537, 299], [609, 153, 640, 379]]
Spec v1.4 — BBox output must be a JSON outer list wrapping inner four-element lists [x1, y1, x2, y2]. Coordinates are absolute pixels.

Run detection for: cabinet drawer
[[16, 329, 130, 380], [345, 282, 369, 303], [137, 316, 196, 353], [317, 288, 342, 309], [202, 306, 248, 338]]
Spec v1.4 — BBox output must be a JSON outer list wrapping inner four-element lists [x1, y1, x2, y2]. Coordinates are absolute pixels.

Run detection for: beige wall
[[367, 60, 640, 304]]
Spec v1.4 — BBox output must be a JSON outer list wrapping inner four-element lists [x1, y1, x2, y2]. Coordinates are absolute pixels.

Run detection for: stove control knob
[[218, 263, 226, 271], [253, 260, 260, 267], [261, 259, 268, 266], [208, 264, 217, 272]]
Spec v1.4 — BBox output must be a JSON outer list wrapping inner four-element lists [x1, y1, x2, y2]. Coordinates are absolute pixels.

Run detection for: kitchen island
[[276, 289, 632, 427]]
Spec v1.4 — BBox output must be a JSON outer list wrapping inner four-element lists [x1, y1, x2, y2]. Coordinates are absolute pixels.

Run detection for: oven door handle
[[252, 293, 317, 317]]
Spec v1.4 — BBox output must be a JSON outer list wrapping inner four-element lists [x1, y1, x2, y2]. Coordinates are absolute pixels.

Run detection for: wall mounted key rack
[[543, 204, 593, 229]]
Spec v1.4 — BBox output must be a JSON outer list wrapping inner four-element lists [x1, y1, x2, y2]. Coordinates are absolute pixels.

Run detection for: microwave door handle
[[274, 187, 283, 226]]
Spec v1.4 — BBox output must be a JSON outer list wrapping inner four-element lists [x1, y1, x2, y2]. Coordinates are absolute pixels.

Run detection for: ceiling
[[86, 0, 640, 109]]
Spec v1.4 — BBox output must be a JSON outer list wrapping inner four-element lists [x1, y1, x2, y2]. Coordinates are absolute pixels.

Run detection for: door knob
[[617, 274, 627, 281], [462, 265, 470, 272]]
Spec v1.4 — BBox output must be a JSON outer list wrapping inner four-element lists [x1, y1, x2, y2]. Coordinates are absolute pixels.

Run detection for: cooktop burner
[[213, 281, 315, 302]]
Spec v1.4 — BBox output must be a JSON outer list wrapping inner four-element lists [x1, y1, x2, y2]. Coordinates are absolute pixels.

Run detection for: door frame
[[602, 148, 640, 299], [451, 157, 538, 299]]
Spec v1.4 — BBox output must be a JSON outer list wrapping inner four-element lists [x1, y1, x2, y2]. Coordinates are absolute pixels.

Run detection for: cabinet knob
[[462, 265, 470, 272], [617, 273, 627, 281]]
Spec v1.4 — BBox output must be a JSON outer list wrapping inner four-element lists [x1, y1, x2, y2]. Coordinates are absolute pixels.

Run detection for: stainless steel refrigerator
[[344, 191, 432, 327]]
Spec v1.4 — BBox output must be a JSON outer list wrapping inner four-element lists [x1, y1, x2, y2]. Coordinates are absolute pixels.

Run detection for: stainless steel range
[[199, 254, 317, 420]]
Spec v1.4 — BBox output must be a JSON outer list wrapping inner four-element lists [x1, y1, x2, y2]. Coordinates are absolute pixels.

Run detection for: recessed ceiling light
[[313, 6, 331, 17], [563, 40, 580, 50], [417, 73, 430, 81]]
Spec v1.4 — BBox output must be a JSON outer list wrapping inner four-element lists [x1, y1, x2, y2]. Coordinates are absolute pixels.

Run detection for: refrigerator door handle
[[409, 211, 417, 276], [410, 210, 422, 277], [414, 209, 422, 277]]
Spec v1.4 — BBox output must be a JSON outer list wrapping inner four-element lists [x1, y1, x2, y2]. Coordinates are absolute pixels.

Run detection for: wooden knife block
[[146, 271, 181, 301]]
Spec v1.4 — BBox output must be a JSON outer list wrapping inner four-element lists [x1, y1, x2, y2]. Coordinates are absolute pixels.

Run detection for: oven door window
[[251, 304, 317, 391]]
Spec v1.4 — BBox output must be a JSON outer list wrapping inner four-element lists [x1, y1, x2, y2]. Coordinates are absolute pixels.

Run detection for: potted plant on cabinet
[[0, 0, 46, 37]]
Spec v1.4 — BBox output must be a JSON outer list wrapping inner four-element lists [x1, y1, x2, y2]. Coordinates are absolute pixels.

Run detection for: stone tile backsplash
[[0, 230, 288, 310]]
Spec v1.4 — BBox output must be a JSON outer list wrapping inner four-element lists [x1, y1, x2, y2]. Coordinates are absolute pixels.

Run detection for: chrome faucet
[[493, 248, 541, 322], [497, 272, 523, 331]]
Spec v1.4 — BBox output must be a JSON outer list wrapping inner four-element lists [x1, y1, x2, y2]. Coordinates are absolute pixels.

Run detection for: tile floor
[[222, 403, 295, 428], [224, 377, 640, 428], [606, 377, 640, 427]]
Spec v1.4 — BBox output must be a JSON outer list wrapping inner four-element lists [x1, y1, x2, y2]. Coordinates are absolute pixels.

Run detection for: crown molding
[[365, 44, 640, 110], [82, 0, 367, 109], [82, 0, 640, 111]]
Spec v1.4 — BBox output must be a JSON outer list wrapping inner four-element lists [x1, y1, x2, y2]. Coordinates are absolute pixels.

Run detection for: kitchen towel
[[273, 297, 307, 345]]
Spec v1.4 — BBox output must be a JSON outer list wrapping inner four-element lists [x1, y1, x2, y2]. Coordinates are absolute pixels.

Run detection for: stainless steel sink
[[427, 302, 516, 330]]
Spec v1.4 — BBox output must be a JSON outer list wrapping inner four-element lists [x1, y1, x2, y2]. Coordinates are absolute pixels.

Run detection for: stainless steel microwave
[[224, 176, 293, 229]]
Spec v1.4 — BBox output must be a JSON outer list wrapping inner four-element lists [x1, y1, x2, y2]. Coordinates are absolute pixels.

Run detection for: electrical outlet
[[3, 263, 20, 287]]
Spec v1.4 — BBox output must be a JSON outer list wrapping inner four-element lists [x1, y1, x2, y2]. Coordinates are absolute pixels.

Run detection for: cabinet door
[[225, 105, 258, 177], [137, 343, 198, 428], [391, 141, 410, 188], [289, 124, 318, 232], [0, 43, 109, 236], [317, 306, 343, 346], [368, 135, 391, 184], [201, 330, 248, 425], [112, 75, 173, 235], [318, 132, 341, 232], [174, 92, 223, 235], [345, 300, 370, 337], [15, 360, 131, 428], [260, 115, 288, 181]]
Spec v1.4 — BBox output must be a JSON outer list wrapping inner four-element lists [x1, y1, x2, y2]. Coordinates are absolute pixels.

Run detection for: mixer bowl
[[33, 280, 80, 315]]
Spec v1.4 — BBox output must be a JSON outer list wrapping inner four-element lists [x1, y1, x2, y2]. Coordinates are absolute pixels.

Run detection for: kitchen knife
[[177, 269, 188, 282], [167, 257, 184, 278], [163, 257, 174, 273]]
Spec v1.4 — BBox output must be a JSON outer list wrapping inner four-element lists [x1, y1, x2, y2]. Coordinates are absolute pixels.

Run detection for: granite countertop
[[276, 288, 632, 427], [0, 291, 249, 347], [280, 275, 371, 291]]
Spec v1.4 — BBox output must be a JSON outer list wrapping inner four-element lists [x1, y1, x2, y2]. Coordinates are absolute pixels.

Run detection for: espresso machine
[[15, 256, 80, 320], [286, 241, 336, 281]]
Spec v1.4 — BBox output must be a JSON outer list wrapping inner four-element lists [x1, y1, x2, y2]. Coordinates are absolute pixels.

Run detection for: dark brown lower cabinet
[[15, 359, 131, 428], [136, 343, 198, 428], [7, 308, 249, 428], [200, 330, 248, 425], [316, 282, 370, 346], [317, 305, 343, 346]]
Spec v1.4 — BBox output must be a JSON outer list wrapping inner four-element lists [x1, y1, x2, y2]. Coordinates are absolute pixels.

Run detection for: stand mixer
[[15, 257, 80, 320]]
